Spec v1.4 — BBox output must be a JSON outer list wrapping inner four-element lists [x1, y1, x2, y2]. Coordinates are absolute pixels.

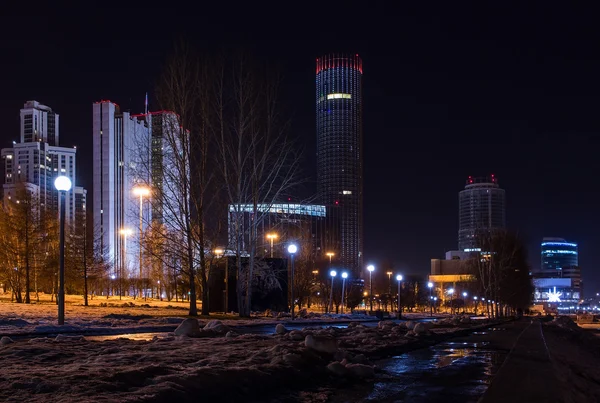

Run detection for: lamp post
[[448, 288, 455, 314], [157, 280, 161, 300], [326, 252, 334, 265], [266, 233, 278, 258], [427, 282, 434, 316], [474, 296, 478, 315], [462, 291, 468, 314], [433, 297, 438, 313], [214, 248, 227, 312], [132, 186, 150, 300], [386, 271, 392, 294], [288, 244, 298, 320], [341, 272, 348, 313], [120, 228, 133, 299], [367, 265, 375, 312], [54, 175, 71, 325], [329, 270, 337, 313], [396, 274, 403, 319]]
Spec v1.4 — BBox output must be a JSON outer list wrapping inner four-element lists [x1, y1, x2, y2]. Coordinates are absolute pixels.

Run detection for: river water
[[329, 327, 509, 403]]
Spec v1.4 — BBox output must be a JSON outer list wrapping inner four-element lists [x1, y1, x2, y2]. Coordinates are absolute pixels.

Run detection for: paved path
[[479, 318, 564, 403]]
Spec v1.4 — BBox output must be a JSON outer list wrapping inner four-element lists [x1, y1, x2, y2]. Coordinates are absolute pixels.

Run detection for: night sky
[[1, 4, 599, 293]]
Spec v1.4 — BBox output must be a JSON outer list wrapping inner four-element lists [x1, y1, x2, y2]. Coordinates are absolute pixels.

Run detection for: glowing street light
[[396, 274, 403, 319], [266, 233, 278, 258], [448, 288, 455, 315], [427, 282, 434, 316], [287, 244, 298, 319], [341, 272, 348, 313], [328, 270, 337, 313], [367, 265, 375, 312], [132, 185, 150, 299], [326, 252, 335, 264], [120, 228, 133, 299], [54, 175, 71, 325]]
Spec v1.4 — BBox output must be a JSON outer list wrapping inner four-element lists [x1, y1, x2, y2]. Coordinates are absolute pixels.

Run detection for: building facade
[[316, 53, 363, 274], [92, 100, 151, 279], [227, 203, 332, 261], [458, 175, 506, 251], [532, 237, 581, 303], [20, 100, 59, 145], [1, 101, 79, 224]]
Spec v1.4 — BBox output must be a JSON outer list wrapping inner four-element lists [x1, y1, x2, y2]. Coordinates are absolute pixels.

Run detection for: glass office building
[[458, 175, 506, 251], [541, 238, 578, 272], [316, 53, 363, 274]]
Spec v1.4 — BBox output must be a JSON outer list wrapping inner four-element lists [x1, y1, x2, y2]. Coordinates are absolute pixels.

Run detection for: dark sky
[[1, 3, 599, 293]]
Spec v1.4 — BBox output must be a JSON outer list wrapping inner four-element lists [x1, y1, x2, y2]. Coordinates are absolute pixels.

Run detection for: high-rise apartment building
[[93, 100, 151, 277], [93, 101, 183, 282], [316, 53, 363, 274], [458, 175, 506, 251], [1, 101, 79, 223]]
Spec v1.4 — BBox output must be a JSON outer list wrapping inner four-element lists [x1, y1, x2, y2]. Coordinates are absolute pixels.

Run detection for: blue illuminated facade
[[316, 54, 363, 274], [541, 237, 578, 272]]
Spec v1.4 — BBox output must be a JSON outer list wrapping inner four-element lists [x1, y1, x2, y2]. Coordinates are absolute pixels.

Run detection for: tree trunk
[[25, 212, 30, 304]]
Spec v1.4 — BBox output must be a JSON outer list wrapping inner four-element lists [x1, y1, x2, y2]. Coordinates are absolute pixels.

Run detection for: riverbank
[[0, 316, 508, 402]]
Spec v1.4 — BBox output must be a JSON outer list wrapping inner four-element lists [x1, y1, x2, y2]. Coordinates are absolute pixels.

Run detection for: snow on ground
[[0, 315, 496, 402], [0, 292, 449, 337]]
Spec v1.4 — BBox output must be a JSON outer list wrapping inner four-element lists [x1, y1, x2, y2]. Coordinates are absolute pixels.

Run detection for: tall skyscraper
[[20, 100, 59, 145], [316, 54, 363, 274], [458, 175, 506, 251], [1, 101, 79, 223], [92, 100, 150, 276]]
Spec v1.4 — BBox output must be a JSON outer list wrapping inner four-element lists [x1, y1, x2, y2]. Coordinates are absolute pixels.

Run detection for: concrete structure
[[316, 54, 363, 275], [430, 251, 477, 306], [458, 175, 506, 251]]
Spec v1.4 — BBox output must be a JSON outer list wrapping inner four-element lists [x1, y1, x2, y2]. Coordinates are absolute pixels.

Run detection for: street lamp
[[462, 291, 467, 314], [120, 228, 133, 299], [266, 233, 278, 258], [326, 252, 334, 264], [54, 175, 71, 325], [341, 272, 348, 313], [474, 296, 478, 315], [427, 282, 434, 316], [367, 265, 375, 312], [448, 288, 455, 315], [329, 270, 337, 313], [386, 271, 393, 294], [288, 244, 298, 320], [396, 274, 403, 319], [133, 185, 150, 300]]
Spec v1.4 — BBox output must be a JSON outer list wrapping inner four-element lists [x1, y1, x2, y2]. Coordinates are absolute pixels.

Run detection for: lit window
[[342, 190, 352, 195], [327, 93, 351, 100]]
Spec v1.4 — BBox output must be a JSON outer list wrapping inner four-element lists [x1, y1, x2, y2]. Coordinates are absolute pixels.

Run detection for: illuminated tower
[[458, 174, 506, 251], [316, 54, 363, 274]]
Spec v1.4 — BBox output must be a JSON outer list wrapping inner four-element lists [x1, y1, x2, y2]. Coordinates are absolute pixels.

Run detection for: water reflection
[[86, 332, 171, 341], [359, 340, 506, 402]]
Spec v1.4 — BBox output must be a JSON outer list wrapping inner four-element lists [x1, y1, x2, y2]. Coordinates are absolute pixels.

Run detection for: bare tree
[[129, 42, 219, 316], [217, 55, 303, 317], [467, 230, 533, 315]]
